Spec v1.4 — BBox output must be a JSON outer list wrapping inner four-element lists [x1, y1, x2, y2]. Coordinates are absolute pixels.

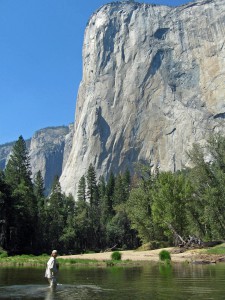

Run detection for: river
[[0, 263, 225, 299]]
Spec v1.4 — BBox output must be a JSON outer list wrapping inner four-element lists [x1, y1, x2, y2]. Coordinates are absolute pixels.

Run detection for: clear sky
[[0, 0, 189, 145]]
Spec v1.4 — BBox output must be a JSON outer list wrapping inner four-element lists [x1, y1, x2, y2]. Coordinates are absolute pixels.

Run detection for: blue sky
[[0, 0, 189, 145]]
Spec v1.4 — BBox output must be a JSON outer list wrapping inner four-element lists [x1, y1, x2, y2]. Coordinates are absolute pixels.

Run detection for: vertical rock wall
[[0, 125, 73, 195], [60, 0, 225, 198]]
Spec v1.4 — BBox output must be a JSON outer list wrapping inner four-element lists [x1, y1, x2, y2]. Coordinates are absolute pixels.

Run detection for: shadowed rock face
[[29, 125, 74, 194], [60, 0, 225, 198], [0, 125, 74, 195], [0, 142, 19, 170]]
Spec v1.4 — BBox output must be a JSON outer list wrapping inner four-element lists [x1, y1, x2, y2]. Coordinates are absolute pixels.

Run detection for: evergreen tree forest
[[1, 134, 225, 255]]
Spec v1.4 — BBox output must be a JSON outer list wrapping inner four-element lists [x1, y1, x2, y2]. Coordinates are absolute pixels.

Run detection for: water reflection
[[159, 263, 173, 277], [1, 264, 225, 299], [0, 284, 106, 300], [45, 286, 56, 300]]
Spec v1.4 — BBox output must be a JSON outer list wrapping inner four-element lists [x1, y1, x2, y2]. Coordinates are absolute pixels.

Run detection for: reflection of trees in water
[[159, 263, 173, 277], [0, 265, 224, 299]]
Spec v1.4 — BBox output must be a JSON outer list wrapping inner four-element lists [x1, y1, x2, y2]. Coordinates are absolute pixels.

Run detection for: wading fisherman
[[45, 250, 59, 288]]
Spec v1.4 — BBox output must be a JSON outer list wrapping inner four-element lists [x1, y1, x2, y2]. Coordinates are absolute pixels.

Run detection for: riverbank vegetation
[[204, 243, 225, 255], [0, 252, 132, 267], [0, 253, 100, 266], [1, 134, 225, 256]]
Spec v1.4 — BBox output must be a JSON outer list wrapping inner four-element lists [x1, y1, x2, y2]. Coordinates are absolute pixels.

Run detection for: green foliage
[[125, 135, 225, 246], [0, 171, 12, 250], [151, 171, 190, 243], [86, 164, 98, 207], [159, 263, 172, 276], [111, 251, 122, 261], [204, 243, 225, 255], [137, 241, 170, 251], [33, 171, 45, 210], [5, 136, 32, 189], [0, 254, 97, 266], [0, 248, 8, 258], [126, 164, 160, 244], [159, 250, 171, 261], [105, 171, 115, 217], [77, 175, 86, 202], [187, 134, 225, 240], [3, 136, 37, 252], [4, 133, 225, 255], [59, 194, 76, 250], [45, 176, 66, 250]]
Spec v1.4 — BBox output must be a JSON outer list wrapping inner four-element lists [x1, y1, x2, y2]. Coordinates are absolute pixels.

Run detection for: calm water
[[1, 263, 225, 299]]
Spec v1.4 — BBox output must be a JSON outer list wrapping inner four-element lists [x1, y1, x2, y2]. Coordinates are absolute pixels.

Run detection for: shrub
[[159, 250, 171, 261], [111, 251, 122, 261], [0, 248, 8, 259]]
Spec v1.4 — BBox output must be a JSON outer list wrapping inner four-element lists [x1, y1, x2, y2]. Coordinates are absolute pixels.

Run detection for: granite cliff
[[60, 0, 225, 198], [0, 125, 73, 194], [29, 125, 74, 194]]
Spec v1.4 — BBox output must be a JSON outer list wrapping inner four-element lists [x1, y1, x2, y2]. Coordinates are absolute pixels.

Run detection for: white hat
[[52, 250, 57, 254]]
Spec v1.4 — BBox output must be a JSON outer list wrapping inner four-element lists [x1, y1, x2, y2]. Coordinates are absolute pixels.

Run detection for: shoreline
[[1, 247, 225, 267], [59, 247, 225, 264]]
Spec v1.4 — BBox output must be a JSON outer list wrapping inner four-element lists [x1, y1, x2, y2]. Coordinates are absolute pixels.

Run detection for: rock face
[[60, 0, 225, 198], [0, 141, 17, 170], [0, 140, 31, 170], [0, 125, 73, 194], [29, 125, 74, 194]]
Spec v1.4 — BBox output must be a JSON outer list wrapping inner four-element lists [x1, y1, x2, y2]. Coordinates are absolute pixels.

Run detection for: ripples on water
[[1, 264, 225, 299], [0, 284, 110, 300]]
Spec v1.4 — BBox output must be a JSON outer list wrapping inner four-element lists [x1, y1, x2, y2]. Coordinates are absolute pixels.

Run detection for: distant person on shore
[[45, 250, 59, 288]]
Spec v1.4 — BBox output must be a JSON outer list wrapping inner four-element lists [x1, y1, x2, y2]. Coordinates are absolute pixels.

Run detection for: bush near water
[[111, 251, 122, 261], [159, 250, 171, 261], [0, 248, 8, 258]]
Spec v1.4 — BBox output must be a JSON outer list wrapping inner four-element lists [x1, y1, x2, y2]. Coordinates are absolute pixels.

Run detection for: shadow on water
[[0, 284, 109, 300]]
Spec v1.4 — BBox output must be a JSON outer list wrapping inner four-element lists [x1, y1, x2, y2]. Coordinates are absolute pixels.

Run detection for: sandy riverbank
[[59, 248, 225, 264]]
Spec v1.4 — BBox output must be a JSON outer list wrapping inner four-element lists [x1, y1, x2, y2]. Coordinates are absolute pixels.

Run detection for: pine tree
[[105, 171, 115, 216], [33, 171, 45, 214], [59, 193, 76, 252], [123, 168, 131, 198], [86, 164, 98, 207], [0, 171, 12, 250], [46, 176, 65, 250], [74, 194, 90, 252], [77, 175, 86, 202], [4, 136, 37, 252], [97, 175, 107, 248], [113, 174, 126, 206], [5, 136, 32, 189], [98, 175, 106, 199], [86, 164, 101, 249], [33, 171, 47, 252], [106, 171, 135, 249]]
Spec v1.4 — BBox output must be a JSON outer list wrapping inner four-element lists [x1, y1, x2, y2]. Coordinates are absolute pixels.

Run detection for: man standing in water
[[45, 250, 59, 288]]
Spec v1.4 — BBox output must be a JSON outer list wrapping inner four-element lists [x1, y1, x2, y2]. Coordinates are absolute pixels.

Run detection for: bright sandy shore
[[58, 248, 222, 263]]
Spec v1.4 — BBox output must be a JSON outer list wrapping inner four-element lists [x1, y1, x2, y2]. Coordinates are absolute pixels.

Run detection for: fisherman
[[45, 250, 59, 288]]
